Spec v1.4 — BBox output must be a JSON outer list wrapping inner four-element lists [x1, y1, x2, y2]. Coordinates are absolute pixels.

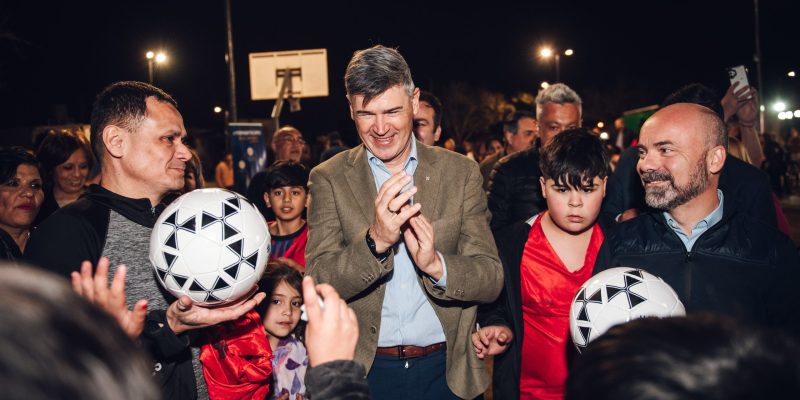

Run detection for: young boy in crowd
[[473, 128, 612, 399], [263, 160, 309, 272]]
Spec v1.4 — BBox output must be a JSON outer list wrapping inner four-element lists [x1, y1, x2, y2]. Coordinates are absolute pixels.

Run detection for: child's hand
[[71, 257, 148, 338], [302, 276, 358, 367]]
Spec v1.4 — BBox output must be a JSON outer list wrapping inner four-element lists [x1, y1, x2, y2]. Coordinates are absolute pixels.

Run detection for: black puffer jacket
[[594, 198, 800, 336], [486, 146, 546, 232]]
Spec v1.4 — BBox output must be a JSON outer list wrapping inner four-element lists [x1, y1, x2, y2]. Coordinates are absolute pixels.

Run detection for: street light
[[146, 50, 168, 84], [213, 106, 230, 124], [538, 46, 573, 82], [789, 71, 796, 77]]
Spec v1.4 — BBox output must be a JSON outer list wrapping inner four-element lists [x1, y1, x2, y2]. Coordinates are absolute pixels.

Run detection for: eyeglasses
[[274, 136, 306, 145]]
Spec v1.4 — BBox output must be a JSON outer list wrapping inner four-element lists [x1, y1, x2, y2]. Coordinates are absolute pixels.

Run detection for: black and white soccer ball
[[569, 267, 685, 352], [149, 189, 271, 306]]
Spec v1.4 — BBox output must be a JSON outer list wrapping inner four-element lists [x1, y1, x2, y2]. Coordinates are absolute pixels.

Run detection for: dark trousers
[[367, 350, 464, 400]]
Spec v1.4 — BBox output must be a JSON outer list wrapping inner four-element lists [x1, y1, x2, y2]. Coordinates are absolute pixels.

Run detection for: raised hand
[[471, 325, 513, 359], [370, 171, 421, 252], [302, 276, 358, 367], [735, 86, 759, 127], [71, 257, 148, 338], [721, 82, 757, 125]]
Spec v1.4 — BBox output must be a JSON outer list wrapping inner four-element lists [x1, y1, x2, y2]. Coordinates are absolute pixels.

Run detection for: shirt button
[[370, 326, 377, 334]]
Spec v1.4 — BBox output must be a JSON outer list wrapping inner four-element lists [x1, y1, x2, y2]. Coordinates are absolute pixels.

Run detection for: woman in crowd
[[34, 130, 92, 225], [0, 147, 44, 259], [184, 149, 205, 193], [160, 148, 205, 206]]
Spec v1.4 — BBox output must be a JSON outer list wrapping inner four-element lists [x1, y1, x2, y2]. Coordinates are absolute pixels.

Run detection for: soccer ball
[[149, 189, 271, 306], [569, 267, 685, 352]]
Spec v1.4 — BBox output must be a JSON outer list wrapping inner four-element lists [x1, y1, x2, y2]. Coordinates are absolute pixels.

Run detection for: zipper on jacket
[[656, 201, 733, 308], [684, 252, 693, 303]]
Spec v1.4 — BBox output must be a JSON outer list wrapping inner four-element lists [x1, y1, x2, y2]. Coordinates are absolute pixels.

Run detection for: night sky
[[2, 0, 798, 147]]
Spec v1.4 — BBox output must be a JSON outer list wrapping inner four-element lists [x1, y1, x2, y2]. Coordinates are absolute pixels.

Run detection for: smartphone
[[727, 65, 751, 98], [300, 298, 325, 322]]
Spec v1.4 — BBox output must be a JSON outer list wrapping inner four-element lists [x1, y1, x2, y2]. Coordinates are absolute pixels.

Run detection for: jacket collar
[[85, 184, 164, 228]]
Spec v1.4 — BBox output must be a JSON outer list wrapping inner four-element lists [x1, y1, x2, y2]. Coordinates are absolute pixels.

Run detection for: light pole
[[539, 47, 573, 83], [146, 50, 168, 85]]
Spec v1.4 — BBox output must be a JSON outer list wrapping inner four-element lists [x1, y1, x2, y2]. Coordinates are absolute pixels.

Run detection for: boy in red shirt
[[473, 128, 611, 399], [263, 161, 309, 272]]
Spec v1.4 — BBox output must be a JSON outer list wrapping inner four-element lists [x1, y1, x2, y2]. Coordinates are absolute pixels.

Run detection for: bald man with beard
[[594, 103, 800, 336]]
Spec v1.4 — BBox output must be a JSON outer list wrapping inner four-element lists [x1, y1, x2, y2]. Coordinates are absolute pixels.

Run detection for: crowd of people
[[1, 43, 799, 400]]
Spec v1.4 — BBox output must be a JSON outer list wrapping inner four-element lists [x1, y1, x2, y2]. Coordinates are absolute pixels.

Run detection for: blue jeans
[[367, 350, 464, 400]]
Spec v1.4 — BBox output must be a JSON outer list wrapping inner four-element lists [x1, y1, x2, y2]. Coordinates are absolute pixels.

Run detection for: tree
[[440, 82, 516, 144]]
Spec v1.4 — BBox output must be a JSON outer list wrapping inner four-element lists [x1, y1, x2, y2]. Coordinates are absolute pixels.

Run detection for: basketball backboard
[[249, 48, 329, 100]]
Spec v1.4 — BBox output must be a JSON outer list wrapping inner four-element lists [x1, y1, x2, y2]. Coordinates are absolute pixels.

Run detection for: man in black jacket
[[26, 81, 265, 399], [486, 83, 582, 232], [594, 103, 800, 335], [479, 110, 536, 189]]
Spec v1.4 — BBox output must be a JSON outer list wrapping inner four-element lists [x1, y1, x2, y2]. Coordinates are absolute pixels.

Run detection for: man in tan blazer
[[306, 45, 503, 400]]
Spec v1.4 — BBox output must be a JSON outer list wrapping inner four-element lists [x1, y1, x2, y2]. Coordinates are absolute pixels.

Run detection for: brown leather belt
[[375, 342, 446, 359]]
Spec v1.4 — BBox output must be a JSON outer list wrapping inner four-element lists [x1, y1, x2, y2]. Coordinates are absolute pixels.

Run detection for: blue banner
[[229, 122, 267, 195]]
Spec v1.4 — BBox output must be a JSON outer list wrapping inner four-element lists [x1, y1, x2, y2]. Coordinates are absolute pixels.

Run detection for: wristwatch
[[365, 230, 391, 262]]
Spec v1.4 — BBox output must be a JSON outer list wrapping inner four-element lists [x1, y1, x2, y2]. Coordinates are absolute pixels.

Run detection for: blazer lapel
[[414, 142, 442, 218], [344, 145, 378, 223]]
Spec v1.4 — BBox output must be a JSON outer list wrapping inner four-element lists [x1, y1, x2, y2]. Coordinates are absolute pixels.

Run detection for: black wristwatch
[[365, 230, 391, 262]]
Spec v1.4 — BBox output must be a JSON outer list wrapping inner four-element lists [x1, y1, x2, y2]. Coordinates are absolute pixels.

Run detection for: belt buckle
[[399, 345, 410, 360]]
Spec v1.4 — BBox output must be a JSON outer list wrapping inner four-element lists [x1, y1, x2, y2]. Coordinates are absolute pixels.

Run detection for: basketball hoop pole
[[271, 68, 301, 128]]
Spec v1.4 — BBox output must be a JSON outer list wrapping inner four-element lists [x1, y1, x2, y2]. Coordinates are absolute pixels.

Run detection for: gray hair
[[344, 45, 415, 106], [535, 83, 583, 120]]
